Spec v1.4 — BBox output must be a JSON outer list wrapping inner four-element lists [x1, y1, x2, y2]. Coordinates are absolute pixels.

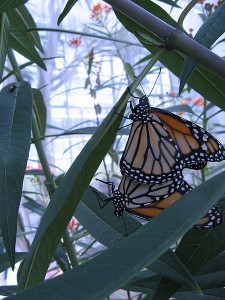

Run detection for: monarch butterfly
[[120, 95, 225, 184], [126, 200, 223, 229], [96, 175, 223, 229]]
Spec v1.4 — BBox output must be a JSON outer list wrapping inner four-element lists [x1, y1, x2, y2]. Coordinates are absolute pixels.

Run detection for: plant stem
[[31, 113, 56, 192], [104, 0, 225, 80], [8, 48, 23, 81], [27, 28, 142, 47], [178, 0, 199, 30], [201, 99, 207, 183], [62, 231, 79, 267]]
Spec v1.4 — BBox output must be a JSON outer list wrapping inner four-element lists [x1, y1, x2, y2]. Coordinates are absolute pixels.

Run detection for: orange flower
[[90, 3, 112, 20], [91, 3, 102, 19], [193, 97, 204, 106]]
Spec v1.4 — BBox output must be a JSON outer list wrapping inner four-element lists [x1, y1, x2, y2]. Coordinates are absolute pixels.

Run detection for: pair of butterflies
[[100, 93, 224, 229]]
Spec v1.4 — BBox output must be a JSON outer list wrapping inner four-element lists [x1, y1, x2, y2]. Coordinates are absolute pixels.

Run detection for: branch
[[104, 0, 225, 80]]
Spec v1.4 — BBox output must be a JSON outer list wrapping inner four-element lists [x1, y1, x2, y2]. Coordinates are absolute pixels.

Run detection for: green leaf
[[198, 252, 225, 275], [179, 3, 225, 93], [32, 89, 47, 136], [7, 11, 46, 70], [150, 250, 201, 293], [0, 0, 28, 12], [7, 5, 44, 52], [57, 0, 79, 25], [0, 252, 27, 273], [179, 1, 225, 94], [78, 187, 200, 293], [195, 271, 225, 289], [0, 81, 33, 269], [114, 0, 225, 110], [157, 0, 180, 7], [9, 171, 225, 299], [0, 286, 17, 297], [176, 222, 225, 275], [0, 14, 10, 80], [176, 291, 225, 300], [87, 48, 94, 75], [125, 271, 161, 294], [75, 186, 142, 247], [152, 209, 225, 299], [9, 34, 46, 70], [17, 88, 128, 290]]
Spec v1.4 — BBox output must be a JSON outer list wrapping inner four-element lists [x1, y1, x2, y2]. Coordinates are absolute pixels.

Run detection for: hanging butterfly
[[120, 94, 225, 184], [126, 199, 223, 230], [96, 175, 223, 229]]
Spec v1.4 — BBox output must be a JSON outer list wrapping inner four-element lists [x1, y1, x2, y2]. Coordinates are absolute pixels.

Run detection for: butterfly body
[[111, 174, 188, 218], [107, 174, 223, 229]]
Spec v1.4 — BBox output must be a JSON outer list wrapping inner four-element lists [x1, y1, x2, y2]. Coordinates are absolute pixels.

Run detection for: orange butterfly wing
[[153, 108, 225, 168]]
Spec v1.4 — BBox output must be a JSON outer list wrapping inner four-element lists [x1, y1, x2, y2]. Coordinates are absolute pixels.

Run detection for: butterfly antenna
[[147, 67, 162, 97], [119, 123, 132, 131], [139, 83, 146, 95], [96, 178, 114, 186]]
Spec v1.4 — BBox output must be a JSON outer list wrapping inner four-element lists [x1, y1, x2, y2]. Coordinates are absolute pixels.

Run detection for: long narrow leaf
[[179, 1, 225, 94], [152, 205, 225, 299], [32, 89, 46, 136], [0, 252, 27, 273], [0, 1, 28, 13], [17, 89, 128, 290], [150, 250, 201, 293], [8, 14, 46, 70], [10, 171, 225, 299], [0, 13, 10, 80], [0, 82, 33, 268], [76, 187, 142, 246], [77, 187, 201, 293], [7, 5, 44, 53], [9, 35, 46, 70], [57, 0, 79, 25]]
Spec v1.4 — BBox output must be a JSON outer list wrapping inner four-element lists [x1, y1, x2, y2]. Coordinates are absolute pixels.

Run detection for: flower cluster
[[193, 97, 204, 106], [90, 3, 112, 21], [68, 216, 79, 233], [68, 37, 82, 47], [201, 0, 224, 15]]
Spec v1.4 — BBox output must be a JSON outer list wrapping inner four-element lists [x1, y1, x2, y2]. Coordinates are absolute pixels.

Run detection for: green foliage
[[57, 0, 79, 25], [114, 0, 225, 110], [7, 5, 46, 70], [179, 1, 225, 94], [1, 0, 225, 299], [0, 82, 33, 268], [18, 89, 127, 290], [32, 89, 47, 137], [8, 172, 225, 299], [0, 14, 9, 80], [0, 1, 28, 13]]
